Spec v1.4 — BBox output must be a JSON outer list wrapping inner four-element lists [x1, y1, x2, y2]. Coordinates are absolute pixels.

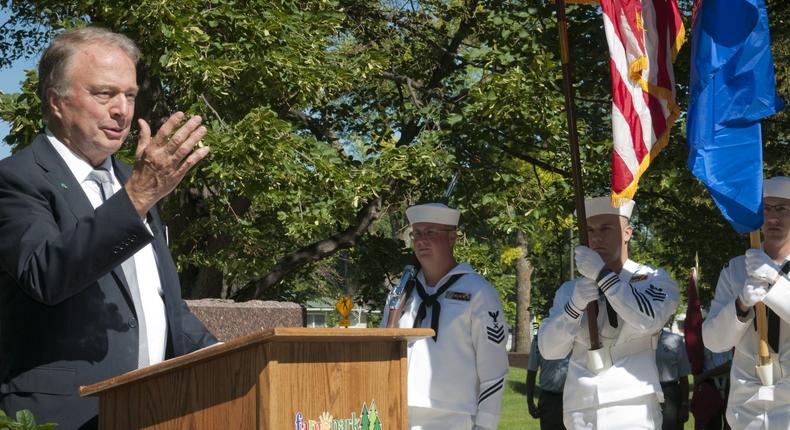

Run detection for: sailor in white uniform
[[702, 176, 790, 430], [380, 203, 509, 430], [539, 197, 680, 430]]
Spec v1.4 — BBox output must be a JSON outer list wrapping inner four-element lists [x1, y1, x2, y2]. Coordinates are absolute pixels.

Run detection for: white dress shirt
[[46, 130, 167, 366]]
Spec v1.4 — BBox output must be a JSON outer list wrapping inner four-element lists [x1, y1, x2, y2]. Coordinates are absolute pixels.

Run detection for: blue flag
[[686, 0, 784, 234]]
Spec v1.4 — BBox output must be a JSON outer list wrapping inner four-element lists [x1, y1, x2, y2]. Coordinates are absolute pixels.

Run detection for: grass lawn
[[500, 367, 695, 430], [500, 367, 537, 429]]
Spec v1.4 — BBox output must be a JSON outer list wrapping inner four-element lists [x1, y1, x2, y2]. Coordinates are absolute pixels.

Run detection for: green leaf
[[14, 410, 34, 430], [446, 113, 463, 125]]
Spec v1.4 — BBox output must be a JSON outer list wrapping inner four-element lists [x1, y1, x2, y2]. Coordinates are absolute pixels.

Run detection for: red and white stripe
[[601, 0, 684, 205]]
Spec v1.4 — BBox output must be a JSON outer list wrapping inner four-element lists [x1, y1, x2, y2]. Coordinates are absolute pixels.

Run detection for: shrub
[[0, 410, 56, 430]]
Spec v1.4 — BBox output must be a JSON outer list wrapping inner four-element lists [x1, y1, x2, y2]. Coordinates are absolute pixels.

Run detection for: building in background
[[304, 298, 380, 328]]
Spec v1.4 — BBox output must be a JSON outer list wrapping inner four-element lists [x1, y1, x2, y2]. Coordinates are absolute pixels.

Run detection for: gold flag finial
[[336, 295, 353, 328]]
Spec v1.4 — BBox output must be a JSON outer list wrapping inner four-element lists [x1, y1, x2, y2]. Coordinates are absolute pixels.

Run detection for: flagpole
[[750, 231, 771, 368], [555, 0, 601, 351]]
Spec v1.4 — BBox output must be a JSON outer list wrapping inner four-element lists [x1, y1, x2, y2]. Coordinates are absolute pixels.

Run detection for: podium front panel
[[262, 340, 407, 429], [85, 328, 430, 429]]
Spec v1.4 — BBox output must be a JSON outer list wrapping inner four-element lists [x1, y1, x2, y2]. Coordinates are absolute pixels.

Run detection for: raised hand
[[125, 112, 209, 217]]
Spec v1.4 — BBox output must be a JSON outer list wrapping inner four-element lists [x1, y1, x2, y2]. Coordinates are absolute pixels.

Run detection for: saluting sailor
[[702, 176, 790, 429], [538, 197, 680, 429], [380, 203, 509, 430]]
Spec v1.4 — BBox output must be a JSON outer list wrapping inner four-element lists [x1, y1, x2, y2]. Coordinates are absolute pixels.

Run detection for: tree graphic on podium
[[369, 401, 381, 430], [360, 403, 370, 429]]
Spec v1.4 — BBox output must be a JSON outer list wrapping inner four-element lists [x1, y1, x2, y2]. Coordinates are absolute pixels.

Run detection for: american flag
[[600, 0, 685, 206]]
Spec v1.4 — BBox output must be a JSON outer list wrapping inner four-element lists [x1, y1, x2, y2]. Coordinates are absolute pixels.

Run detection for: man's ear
[[47, 89, 65, 121], [623, 222, 634, 243], [449, 230, 458, 247]]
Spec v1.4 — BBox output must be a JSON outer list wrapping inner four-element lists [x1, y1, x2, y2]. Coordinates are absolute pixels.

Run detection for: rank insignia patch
[[645, 284, 667, 301], [631, 274, 648, 282], [445, 291, 471, 301], [486, 310, 505, 344]]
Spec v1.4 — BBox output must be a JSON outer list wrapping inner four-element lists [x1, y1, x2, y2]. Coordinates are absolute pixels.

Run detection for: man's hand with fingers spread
[[125, 112, 209, 217]]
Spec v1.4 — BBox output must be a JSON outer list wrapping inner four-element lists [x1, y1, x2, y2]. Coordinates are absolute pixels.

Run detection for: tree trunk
[[180, 266, 224, 299], [515, 231, 534, 353]]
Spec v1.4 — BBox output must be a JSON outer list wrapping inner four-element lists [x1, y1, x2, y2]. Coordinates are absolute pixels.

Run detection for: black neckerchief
[[759, 261, 790, 353], [413, 273, 465, 341], [604, 294, 619, 328]]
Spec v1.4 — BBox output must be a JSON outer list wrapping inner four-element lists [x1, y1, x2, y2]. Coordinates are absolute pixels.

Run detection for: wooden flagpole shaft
[[750, 231, 771, 365], [555, 0, 601, 350]]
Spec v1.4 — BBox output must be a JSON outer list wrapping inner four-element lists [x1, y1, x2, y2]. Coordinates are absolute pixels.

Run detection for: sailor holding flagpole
[[538, 196, 680, 429], [702, 177, 790, 429]]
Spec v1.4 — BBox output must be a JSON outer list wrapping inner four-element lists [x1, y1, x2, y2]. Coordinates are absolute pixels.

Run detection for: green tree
[[0, 0, 787, 321], [0, 1, 576, 317]]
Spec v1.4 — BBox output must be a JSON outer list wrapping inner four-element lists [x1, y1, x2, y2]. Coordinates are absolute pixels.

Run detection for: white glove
[[575, 245, 606, 280], [745, 249, 781, 285], [570, 278, 600, 311], [739, 277, 768, 308]]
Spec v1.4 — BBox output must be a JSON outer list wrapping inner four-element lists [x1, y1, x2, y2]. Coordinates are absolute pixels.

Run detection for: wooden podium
[[80, 327, 433, 429]]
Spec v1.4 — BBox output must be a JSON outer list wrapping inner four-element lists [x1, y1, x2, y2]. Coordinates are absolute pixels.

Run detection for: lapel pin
[[59, 183, 69, 190]]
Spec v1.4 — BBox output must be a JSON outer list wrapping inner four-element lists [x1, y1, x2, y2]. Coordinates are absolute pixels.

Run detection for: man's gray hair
[[38, 27, 140, 120]]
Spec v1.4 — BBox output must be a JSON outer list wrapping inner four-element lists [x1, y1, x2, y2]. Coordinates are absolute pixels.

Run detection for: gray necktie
[[87, 168, 149, 367]]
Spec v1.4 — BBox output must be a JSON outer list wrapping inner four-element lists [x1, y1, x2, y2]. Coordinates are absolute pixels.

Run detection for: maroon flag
[[684, 267, 704, 375]]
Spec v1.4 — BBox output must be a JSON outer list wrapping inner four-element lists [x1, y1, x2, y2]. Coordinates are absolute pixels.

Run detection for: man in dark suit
[[0, 27, 218, 429]]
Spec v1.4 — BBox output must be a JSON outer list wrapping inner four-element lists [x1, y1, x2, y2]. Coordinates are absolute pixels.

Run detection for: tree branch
[[427, 1, 479, 89], [277, 106, 352, 161], [380, 71, 423, 107], [396, 0, 482, 147], [232, 195, 385, 300], [486, 139, 569, 177], [200, 94, 228, 130]]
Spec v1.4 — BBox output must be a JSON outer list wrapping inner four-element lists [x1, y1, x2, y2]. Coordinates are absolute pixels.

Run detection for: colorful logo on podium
[[294, 401, 381, 430]]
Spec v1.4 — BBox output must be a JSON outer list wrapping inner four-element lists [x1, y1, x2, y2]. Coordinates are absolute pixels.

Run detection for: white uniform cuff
[[597, 271, 619, 294], [728, 298, 754, 327], [564, 300, 583, 320]]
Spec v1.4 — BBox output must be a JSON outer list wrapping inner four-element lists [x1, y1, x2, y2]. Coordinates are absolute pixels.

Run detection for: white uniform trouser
[[728, 397, 790, 430], [409, 406, 473, 430], [564, 394, 662, 430]]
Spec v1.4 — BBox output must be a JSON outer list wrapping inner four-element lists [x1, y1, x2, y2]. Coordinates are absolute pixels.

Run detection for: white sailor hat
[[765, 177, 790, 200], [583, 196, 635, 219], [406, 203, 460, 226]]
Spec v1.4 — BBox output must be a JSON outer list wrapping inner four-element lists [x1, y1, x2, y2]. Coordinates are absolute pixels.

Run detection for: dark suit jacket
[[0, 134, 218, 429]]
